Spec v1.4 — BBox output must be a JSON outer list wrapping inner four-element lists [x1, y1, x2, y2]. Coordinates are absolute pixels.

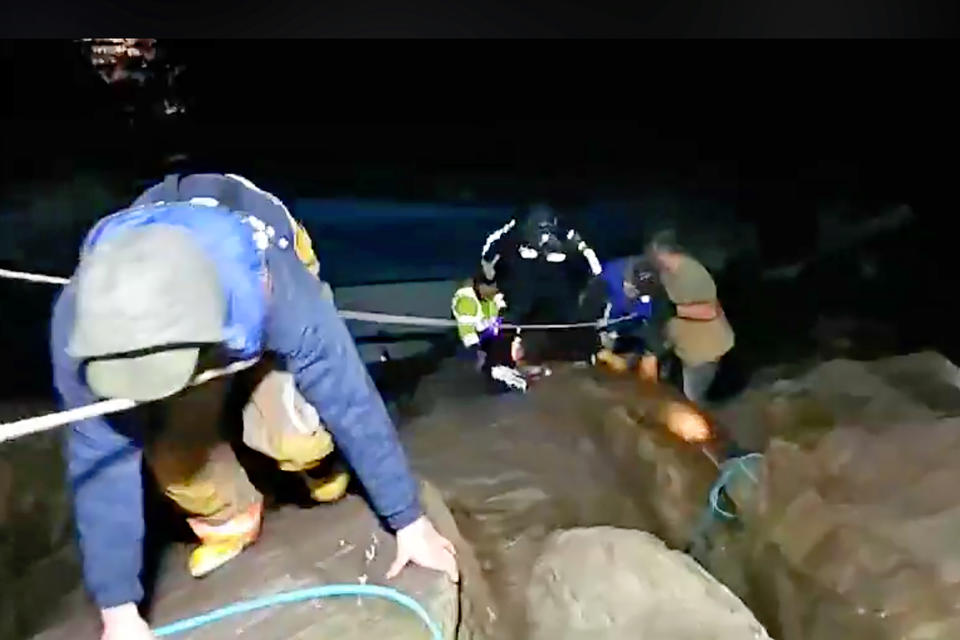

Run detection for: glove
[[599, 331, 618, 350], [479, 316, 503, 340], [510, 334, 524, 363], [490, 365, 528, 393], [493, 292, 507, 310]]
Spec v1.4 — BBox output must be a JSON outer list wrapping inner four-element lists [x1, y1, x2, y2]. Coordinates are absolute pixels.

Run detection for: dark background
[[2, 40, 959, 398]]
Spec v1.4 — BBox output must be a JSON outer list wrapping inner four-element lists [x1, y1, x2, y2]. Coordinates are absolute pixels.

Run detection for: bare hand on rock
[[387, 515, 459, 583], [101, 603, 154, 640]]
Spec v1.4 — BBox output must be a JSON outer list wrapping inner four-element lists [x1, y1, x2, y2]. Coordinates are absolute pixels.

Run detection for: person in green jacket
[[451, 271, 527, 393]]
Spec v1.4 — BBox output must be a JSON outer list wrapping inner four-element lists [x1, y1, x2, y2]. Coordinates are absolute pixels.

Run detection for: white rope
[[0, 265, 638, 443], [0, 398, 137, 444], [0, 357, 260, 444], [0, 268, 69, 285], [0, 267, 637, 330]]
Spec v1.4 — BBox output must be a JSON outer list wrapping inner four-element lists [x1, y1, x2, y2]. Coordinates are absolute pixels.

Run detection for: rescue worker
[[479, 203, 603, 364], [644, 230, 735, 404], [591, 255, 661, 375], [52, 173, 458, 640], [450, 270, 527, 393]]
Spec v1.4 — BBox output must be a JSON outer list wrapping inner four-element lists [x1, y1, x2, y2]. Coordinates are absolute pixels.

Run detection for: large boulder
[[704, 352, 960, 640], [526, 527, 770, 640], [403, 361, 719, 638]]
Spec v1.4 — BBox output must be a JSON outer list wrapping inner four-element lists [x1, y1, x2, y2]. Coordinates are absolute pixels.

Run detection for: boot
[[596, 348, 629, 373], [301, 462, 351, 503], [639, 353, 659, 383], [187, 501, 263, 578]]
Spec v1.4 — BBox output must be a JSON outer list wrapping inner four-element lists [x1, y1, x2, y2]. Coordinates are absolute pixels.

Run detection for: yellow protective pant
[[145, 360, 336, 526], [145, 216, 332, 526]]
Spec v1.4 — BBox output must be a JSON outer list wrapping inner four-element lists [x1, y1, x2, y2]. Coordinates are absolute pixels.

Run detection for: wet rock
[[403, 363, 718, 638], [33, 480, 484, 640], [0, 409, 83, 640], [705, 352, 960, 640], [526, 527, 770, 640]]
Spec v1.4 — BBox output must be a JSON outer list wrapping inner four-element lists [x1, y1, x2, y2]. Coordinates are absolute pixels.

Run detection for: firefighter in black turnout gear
[[479, 204, 604, 366]]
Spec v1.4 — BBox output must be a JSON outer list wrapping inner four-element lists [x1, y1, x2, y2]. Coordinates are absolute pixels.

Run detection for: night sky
[[4, 41, 955, 207], [2, 40, 960, 395]]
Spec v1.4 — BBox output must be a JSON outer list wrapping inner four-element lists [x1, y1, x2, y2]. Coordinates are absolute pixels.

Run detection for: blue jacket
[[599, 257, 654, 323], [51, 175, 421, 609]]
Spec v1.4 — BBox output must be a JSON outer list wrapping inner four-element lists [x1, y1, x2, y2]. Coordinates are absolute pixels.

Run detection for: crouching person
[[591, 255, 661, 375], [52, 181, 458, 640], [451, 271, 527, 393]]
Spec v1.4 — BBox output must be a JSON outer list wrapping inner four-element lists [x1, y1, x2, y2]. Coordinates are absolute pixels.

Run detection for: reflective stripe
[[226, 173, 321, 276], [545, 252, 566, 263], [567, 229, 575, 240], [189, 196, 220, 207], [462, 332, 480, 347], [481, 218, 516, 258], [519, 246, 539, 259], [582, 247, 602, 275]]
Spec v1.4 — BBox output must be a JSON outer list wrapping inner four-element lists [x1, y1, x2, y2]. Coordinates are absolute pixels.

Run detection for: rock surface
[[32, 483, 478, 640], [527, 527, 770, 640], [704, 351, 960, 640], [0, 403, 80, 640], [2, 398, 494, 640], [402, 360, 718, 638]]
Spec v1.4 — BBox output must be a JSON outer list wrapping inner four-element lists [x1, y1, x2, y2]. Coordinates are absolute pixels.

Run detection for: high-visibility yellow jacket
[[451, 282, 505, 348]]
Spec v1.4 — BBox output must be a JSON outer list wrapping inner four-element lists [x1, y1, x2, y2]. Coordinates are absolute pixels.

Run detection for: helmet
[[521, 203, 560, 248], [624, 256, 659, 299]]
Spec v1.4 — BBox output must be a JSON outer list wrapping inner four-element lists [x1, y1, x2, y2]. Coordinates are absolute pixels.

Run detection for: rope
[[687, 452, 764, 561], [0, 268, 69, 285], [152, 584, 443, 639], [0, 398, 137, 444], [0, 267, 636, 330], [707, 453, 764, 520], [0, 357, 260, 444], [0, 265, 634, 443]]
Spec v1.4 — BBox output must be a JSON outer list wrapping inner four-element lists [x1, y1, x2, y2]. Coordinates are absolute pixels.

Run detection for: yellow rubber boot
[[596, 348, 629, 373], [302, 466, 350, 503], [639, 354, 659, 383], [187, 502, 262, 578]]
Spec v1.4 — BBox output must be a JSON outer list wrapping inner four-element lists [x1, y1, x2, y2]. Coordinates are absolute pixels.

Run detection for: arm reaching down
[[565, 228, 603, 277], [480, 218, 516, 282], [52, 286, 153, 637], [264, 245, 458, 580]]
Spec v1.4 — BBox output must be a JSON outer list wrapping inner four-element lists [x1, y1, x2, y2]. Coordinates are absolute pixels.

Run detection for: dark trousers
[[510, 293, 600, 363]]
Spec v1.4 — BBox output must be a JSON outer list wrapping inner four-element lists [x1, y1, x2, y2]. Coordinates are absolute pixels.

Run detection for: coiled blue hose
[[152, 584, 444, 639], [708, 453, 764, 520]]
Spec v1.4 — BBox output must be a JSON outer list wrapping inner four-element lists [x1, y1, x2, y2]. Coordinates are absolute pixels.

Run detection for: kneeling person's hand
[[387, 516, 459, 583], [101, 603, 154, 640]]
